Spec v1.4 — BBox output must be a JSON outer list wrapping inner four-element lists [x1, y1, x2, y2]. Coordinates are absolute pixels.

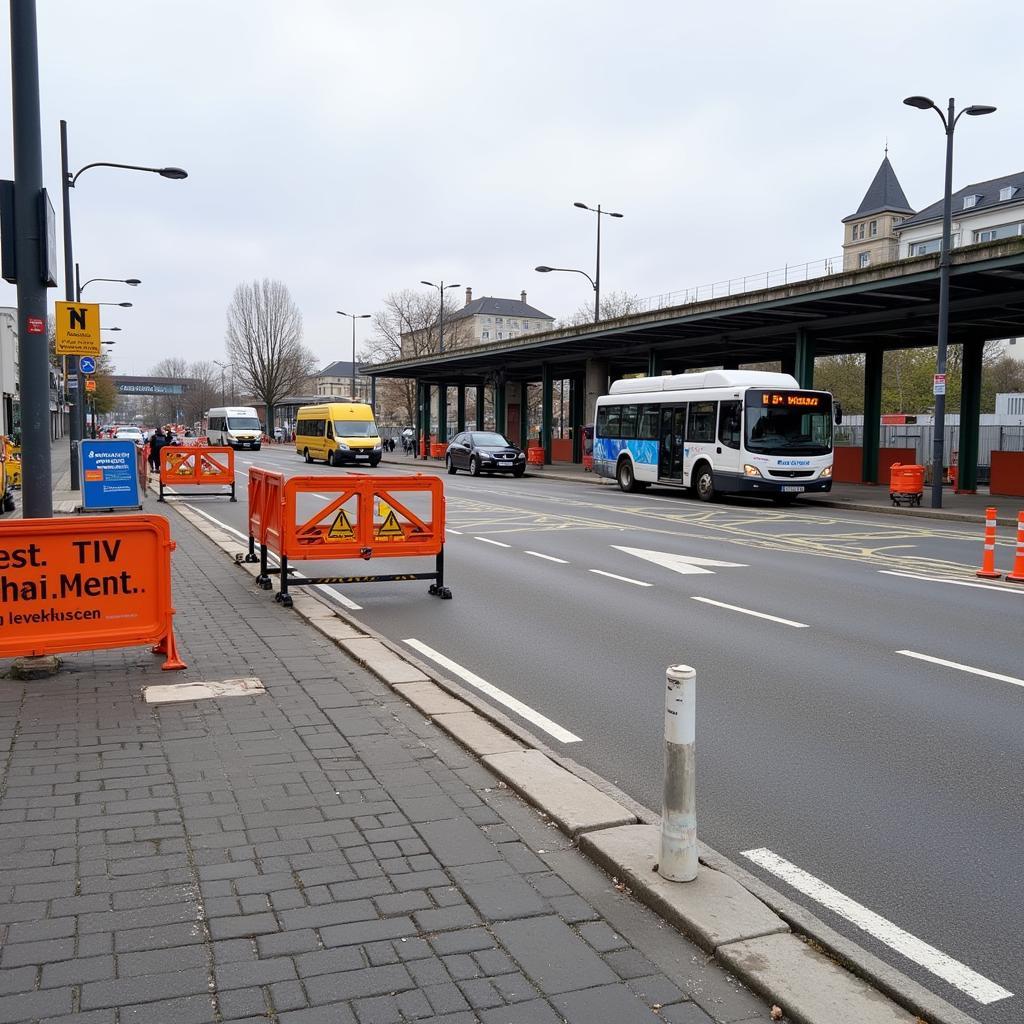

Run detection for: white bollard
[[659, 664, 697, 882]]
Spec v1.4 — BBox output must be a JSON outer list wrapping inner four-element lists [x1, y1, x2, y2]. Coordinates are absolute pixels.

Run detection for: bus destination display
[[760, 392, 823, 409]]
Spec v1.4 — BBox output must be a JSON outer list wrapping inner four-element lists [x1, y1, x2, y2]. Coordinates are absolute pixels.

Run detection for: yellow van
[[295, 403, 382, 467]]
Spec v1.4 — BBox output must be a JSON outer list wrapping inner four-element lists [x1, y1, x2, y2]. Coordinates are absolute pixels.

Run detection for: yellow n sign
[[55, 301, 101, 356]]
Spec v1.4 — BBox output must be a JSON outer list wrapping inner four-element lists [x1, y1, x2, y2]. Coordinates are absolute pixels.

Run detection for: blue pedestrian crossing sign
[[79, 356, 96, 374]]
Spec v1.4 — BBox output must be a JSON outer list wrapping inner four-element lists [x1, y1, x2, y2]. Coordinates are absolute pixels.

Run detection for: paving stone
[[603, 947, 658, 980], [479, 1000, 564, 1024], [304, 963, 414, 1004], [627, 972, 686, 1007], [552, 982, 660, 1023], [352, 993, 402, 1024], [80, 967, 211, 1010], [412, 904, 481, 932], [423, 981, 471, 1014], [279, 1002, 356, 1023], [320, 917, 417, 948], [462, 875, 549, 921], [414, 818, 498, 867], [493, 916, 616, 995], [118, 993, 218, 1024], [427, 927, 495, 955], [40, 955, 115, 987], [577, 921, 629, 953], [268, 979, 307, 1012], [216, 957, 298, 990], [217, 987, 268, 1019], [458, 977, 504, 1010], [659, 1003, 718, 1024]]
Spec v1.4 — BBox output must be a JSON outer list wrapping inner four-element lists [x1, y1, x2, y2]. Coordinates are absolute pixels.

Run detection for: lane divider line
[[690, 596, 808, 627], [475, 537, 511, 548], [182, 504, 362, 610], [447, 529, 463, 535], [402, 638, 582, 744], [525, 551, 569, 564], [879, 570, 1024, 595], [896, 650, 1024, 690], [741, 847, 1012, 1004], [588, 569, 652, 587]]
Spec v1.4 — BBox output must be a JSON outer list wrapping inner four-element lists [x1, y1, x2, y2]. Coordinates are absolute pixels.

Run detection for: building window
[[893, 217, 903, 226], [497, 331, 503, 340], [496, 317, 503, 324], [859, 252, 871, 268], [482, 330, 490, 340], [975, 222, 1024, 243], [963, 194, 979, 210], [910, 238, 942, 256], [869, 220, 878, 237], [485, 317, 492, 323], [1000, 186, 1019, 202]]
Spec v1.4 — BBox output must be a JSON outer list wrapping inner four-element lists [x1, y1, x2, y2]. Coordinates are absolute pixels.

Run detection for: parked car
[[114, 427, 145, 447], [446, 431, 526, 477]]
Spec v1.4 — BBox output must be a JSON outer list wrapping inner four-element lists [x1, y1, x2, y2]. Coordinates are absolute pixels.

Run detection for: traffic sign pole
[[59, 119, 81, 490]]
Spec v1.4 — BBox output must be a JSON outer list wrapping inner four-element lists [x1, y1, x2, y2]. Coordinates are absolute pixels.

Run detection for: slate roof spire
[[843, 156, 915, 222]]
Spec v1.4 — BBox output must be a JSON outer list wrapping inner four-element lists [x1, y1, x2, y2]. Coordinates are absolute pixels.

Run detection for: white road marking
[[525, 550, 569, 564], [402, 639, 581, 744], [446, 528, 463, 535], [879, 570, 1024, 594], [475, 537, 511, 548], [240, 459, 254, 464], [690, 596, 808, 628], [181, 504, 362, 610], [896, 650, 1024, 690], [588, 569, 652, 587], [741, 848, 1012, 1004], [613, 545, 746, 575]]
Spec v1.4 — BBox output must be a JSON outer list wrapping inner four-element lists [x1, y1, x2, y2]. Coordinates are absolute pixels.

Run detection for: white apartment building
[[448, 288, 555, 344]]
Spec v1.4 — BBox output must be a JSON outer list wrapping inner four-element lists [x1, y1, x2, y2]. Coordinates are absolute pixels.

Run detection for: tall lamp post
[[213, 359, 228, 405], [420, 281, 460, 353], [336, 310, 372, 400], [60, 116, 186, 488], [903, 96, 995, 509]]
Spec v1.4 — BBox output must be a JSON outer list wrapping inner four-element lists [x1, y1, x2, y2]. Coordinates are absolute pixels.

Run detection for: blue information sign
[[79, 355, 96, 374], [80, 440, 142, 511]]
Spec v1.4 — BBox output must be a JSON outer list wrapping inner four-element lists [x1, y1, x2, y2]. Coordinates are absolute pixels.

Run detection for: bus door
[[658, 405, 686, 481], [683, 401, 717, 484]]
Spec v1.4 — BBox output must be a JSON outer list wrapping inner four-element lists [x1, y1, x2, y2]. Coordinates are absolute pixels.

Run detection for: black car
[[446, 431, 527, 477]]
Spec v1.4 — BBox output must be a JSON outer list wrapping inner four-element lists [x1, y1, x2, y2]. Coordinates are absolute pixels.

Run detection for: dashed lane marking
[[402, 638, 582, 744], [525, 551, 569, 564], [741, 848, 1013, 1004], [690, 596, 808, 628], [475, 537, 511, 548], [896, 650, 1024, 690], [588, 569, 652, 587]]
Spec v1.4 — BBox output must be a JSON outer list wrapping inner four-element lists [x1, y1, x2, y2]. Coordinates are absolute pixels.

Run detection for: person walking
[[148, 429, 166, 475]]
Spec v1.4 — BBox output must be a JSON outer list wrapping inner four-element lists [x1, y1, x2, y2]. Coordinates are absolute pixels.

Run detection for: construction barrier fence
[[245, 472, 451, 605], [159, 446, 237, 503]]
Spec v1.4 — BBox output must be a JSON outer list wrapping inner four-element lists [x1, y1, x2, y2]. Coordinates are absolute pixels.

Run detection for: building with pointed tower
[[842, 155, 915, 271]]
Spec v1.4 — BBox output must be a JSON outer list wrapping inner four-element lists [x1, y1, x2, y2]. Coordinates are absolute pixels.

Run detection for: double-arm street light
[[336, 310, 372, 400], [60, 116, 186, 488], [536, 201, 622, 323], [903, 95, 995, 508], [420, 280, 460, 353]]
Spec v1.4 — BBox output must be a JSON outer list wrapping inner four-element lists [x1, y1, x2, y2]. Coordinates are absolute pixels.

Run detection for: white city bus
[[593, 370, 838, 503]]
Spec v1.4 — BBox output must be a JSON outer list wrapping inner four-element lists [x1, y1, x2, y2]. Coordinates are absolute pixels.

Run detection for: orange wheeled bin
[[890, 463, 924, 507]]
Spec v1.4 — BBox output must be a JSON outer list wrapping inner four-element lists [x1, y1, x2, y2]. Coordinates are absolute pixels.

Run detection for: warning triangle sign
[[328, 509, 355, 540], [375, 510, 404, 538]]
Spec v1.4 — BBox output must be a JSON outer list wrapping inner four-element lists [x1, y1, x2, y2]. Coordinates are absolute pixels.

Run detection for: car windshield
[[334, 420, 378, 437], [744, 391, 832, 455], [472, 432, 511, 447], [227, 417, 261, 430]]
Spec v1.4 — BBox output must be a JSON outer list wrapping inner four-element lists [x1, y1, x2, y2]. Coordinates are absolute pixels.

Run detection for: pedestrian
[[148, 429, 165, 474]]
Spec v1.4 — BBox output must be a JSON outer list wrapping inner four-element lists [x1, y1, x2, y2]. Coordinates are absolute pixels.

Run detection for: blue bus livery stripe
[[593, 437, 658, 466]]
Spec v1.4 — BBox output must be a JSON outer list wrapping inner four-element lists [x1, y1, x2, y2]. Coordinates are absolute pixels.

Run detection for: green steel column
[[495, 382, 506, 434], [862, 349, 882, 483], [437, 383, 448, 443], [780, 354, 796, 377], [418, 382, 429, 459], [957, 339, 983, 492], [541, 364, 553, 464], [456, 385, 466, 433], [795, 329, 815, 388], [475, 385, 485, 429], [647, 350, 664, 377]]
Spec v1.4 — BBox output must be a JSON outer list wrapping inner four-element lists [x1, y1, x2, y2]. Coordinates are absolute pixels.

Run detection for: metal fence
[[835, 425, 1024, 483]]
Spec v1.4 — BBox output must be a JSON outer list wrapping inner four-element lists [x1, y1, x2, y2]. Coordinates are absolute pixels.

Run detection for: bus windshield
[[227, 417, 261, 431], [744, 391, 832, 455], [334, 420, 378, 437]]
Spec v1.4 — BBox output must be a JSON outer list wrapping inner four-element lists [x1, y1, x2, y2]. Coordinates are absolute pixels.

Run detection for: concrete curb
[[166, 498, 980, 1024]]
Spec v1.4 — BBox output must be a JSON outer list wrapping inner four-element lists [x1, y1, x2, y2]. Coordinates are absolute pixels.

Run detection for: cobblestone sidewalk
[[0, 512, 773, 1024]]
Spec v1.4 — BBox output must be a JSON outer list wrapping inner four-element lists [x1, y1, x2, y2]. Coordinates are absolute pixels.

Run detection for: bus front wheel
[[693, 463, 716, 502], [617, 458, 640, 493]]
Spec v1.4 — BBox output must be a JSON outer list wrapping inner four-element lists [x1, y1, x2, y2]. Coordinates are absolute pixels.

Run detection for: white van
[[206, 407, 263, 450]]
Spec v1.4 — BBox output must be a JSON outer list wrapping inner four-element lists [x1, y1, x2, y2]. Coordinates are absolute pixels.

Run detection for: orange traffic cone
[[1006, 512, 1024, 584], [976, 507, 1002, 580]]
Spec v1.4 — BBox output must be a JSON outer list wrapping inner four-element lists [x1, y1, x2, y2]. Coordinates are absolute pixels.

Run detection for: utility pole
[[10, 0, 52, 517]]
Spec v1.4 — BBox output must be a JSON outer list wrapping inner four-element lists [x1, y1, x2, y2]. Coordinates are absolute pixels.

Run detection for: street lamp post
[[573, 202, 623, 322], [904, 95, 995, 508], [336, 311, 372, 400], [420, 281, 460, 353], [213, 359, 228, 405], [60, 116, 186, 488]]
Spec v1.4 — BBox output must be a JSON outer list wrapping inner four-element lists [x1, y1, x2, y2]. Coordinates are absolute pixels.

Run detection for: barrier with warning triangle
[[244, 471, 451, 605]]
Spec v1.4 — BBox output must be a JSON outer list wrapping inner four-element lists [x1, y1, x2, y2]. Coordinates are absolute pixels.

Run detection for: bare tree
[[564, 290, 643, 326], [225, 279, 316, 429]]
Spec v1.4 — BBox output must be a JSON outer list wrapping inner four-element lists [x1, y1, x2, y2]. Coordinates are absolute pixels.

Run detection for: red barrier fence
[[159, 446, 236, 502], [245, 472, 450, 605]]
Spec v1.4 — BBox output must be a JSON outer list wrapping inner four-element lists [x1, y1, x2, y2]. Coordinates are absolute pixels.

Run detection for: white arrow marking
[[612, 545, 747, 575]]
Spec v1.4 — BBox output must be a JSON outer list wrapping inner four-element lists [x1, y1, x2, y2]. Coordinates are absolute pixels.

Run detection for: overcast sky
[[1, 0, 1021, 377]]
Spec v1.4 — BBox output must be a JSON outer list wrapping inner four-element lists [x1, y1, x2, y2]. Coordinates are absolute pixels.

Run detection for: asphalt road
[[179, 445, 1024, 1022]]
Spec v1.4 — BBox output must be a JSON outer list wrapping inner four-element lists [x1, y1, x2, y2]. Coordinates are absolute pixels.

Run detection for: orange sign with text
[[0, 515, 185, 668]]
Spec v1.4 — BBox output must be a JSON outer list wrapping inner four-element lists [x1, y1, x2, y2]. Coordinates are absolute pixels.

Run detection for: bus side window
[[718, 401, 741, 449], [687, 402, 716, 442]]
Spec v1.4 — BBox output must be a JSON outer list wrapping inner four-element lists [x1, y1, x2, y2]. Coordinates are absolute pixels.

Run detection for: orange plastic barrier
[[990, 452, 1024, 497], [976, 507, 1002, 580], [1006, 512, 1024, 584], [0, 514, 185, 669], [249, 473, 450, 605], [430, 442, 447, 459], [889, 463, 924, 507], [527, 447, 545, 467], [582, 454, 594, 472], [159, 446, 236, 503]]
